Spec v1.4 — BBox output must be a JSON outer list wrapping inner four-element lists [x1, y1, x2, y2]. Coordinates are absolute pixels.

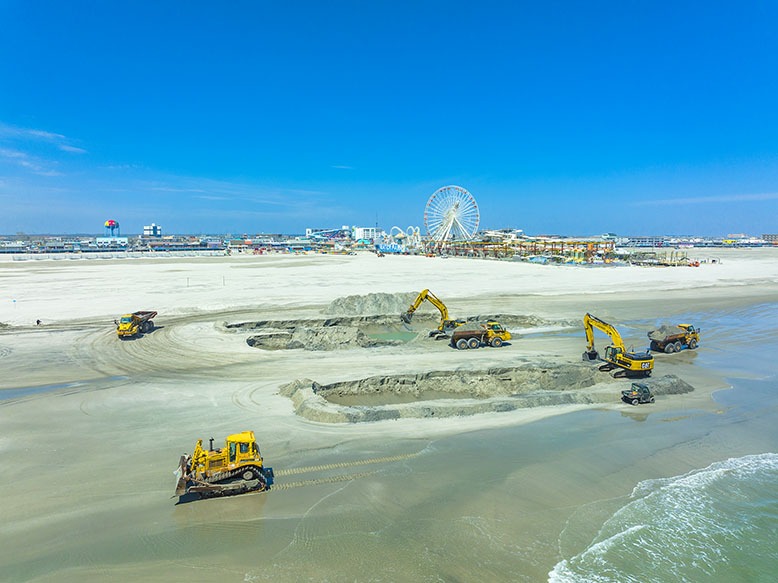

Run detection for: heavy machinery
[[116, 310, 157, 338], [648, 324, 700, 353], [401, 289, 465, 337], [174, 430, 274, 502], [621, 382, 655, 405], [582, 313, 654, 377], [450, 322, 511, 349]]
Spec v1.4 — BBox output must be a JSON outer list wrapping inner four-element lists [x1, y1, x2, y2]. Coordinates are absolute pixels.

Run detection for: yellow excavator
[[401, 289, 465, 337], [582, 313, 653, 377]]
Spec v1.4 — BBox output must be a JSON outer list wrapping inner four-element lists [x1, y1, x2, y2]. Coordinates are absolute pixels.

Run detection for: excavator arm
[[401, 289, 462, 334], [583, 312, 626, 355], [401, 289, 450, 326]]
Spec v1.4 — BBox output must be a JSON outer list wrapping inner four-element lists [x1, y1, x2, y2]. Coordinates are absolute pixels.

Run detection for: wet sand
[[1, 248, 777, 581]]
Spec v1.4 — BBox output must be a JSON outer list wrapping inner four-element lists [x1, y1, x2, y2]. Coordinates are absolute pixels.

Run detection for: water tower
[[104, 219, 120, 237]]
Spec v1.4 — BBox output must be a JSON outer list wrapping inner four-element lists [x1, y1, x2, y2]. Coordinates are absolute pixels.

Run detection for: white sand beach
[[1, 247, 777, 581]]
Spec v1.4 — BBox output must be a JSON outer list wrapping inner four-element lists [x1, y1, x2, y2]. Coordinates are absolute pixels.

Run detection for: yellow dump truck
[[116, 310, 157, 338], [450, 321, 512, 349], [648, 324, 700, 353]]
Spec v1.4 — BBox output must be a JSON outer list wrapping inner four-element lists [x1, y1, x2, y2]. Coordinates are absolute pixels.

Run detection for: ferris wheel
[[424, 185, 480, 242]]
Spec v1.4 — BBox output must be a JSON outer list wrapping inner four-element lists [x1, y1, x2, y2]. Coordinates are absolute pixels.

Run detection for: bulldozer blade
[[174, 455, 189, 497]]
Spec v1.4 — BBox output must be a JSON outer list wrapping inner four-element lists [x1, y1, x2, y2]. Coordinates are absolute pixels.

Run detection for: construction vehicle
[[400, 289, 465, 337], [174, 430, 274, 502], [582, 313, 654, 377], [116, 310, 157, 338], [621, 382, 655, 405], [450, 322, 512, 349], [648, 324, 700, 353]]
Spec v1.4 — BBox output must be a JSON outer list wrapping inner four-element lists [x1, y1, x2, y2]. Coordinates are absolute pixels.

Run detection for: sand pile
[[323, 292, 418, 315], [279, 366, 696, 423], [246, 326, 398, 350], [648, 324, 686, 341]]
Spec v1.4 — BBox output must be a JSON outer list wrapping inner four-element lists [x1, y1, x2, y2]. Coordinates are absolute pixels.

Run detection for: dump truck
[[116, 310, 157, 338], [648, 324, 700, 353], [450, 321, 511, 349], [174, 430, 274, 502], [621, 382, 655, 405]]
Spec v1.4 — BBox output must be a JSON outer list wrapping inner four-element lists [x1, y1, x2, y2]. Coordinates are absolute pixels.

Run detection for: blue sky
[[1, 1, 777, 236]]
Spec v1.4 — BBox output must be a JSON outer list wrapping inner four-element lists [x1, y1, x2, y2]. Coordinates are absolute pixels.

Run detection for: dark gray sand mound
[[279, 366, 695, 423], [247, 326, 396, 351]]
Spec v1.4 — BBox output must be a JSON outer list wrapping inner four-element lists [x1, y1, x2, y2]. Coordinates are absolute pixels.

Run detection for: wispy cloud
[[0, 121, 87, 156], [59, 144, 87, 154], [0, 147, 63, 176], [332, 165, 354, 170], [633, 192, 778, 206]]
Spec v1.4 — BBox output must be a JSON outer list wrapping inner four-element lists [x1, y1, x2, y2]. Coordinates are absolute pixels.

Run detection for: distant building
[[352, 226, 378, 241], [95, 237, 128, 248], [763, 234, 778, 243], [143, 223, 162, 237], [305, 226, 351, 240], [624, 235, 665, 247]]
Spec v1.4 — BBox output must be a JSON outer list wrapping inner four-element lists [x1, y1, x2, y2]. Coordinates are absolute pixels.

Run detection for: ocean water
[[550, 302, 778, 582], [550, 452, 778, 582]]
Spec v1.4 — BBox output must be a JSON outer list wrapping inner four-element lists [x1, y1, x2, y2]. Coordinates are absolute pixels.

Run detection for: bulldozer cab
[[224, 432, 262, 465]]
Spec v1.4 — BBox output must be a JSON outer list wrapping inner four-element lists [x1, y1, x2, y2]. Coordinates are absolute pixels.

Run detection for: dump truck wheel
[[649, 396, 655, 403], [650, 341, 659, 351], [468, 338, 480, 349], [631, 398, 639, 406], [147, 320, 154, 331], [456, 339, 468, 350], [689, 339, 697, 349], [664, 344, 675, 354], [674, 341, 682, 352], [491, 337, 503, 348]]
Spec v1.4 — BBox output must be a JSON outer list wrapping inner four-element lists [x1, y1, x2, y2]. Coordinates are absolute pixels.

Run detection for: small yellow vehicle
[[175, 431, 274, 502], [621, 382, 655, 405]]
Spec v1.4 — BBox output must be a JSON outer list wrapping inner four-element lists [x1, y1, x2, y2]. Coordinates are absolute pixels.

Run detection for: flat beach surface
[[1, 248, 777, 581]]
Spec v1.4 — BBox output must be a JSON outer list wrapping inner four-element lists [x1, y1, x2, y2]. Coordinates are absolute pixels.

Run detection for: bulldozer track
[[273, 452, 421, 477], [271, 470, 379, 491]]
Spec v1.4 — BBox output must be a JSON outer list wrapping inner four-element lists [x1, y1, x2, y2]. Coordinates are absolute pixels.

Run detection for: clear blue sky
[[1, 1, 777, 236]]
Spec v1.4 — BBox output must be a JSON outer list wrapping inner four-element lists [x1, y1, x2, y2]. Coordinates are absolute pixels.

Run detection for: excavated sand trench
[[224, 292, 696, 423], [280, 367, 695, 423], [225, 292, 577, 351]]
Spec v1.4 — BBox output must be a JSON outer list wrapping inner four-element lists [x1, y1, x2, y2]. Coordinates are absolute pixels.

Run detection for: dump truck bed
[[648, 325, 687, 343]]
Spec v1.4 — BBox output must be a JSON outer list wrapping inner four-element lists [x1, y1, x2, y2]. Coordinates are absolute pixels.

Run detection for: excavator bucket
[[582, 350, 599, 362], [400, 312, 413, 324]]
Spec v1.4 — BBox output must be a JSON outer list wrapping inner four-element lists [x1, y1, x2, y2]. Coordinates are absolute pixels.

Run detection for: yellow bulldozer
[[582, 313, 653, 377], [174, 430, 274, 502]]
